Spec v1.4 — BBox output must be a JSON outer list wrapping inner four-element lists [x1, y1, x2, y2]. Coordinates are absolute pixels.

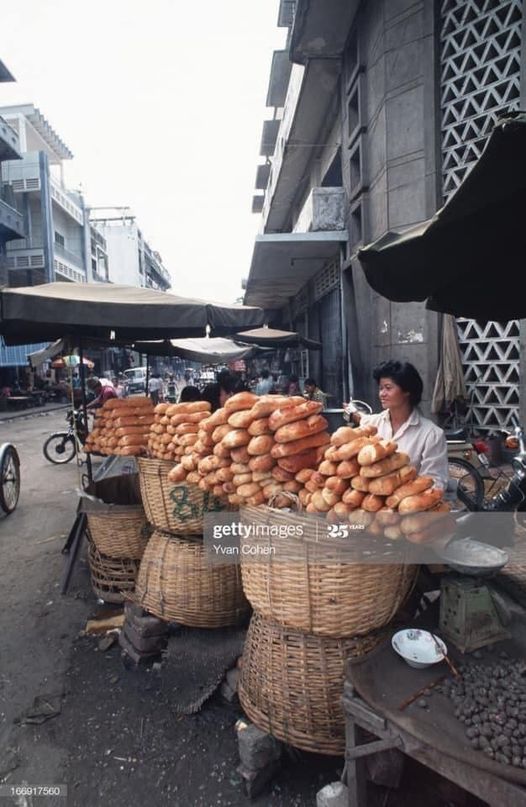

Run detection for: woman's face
[[378, 377, 410, 410]]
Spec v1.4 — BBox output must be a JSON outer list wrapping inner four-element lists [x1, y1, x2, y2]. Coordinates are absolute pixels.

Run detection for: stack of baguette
[[147, 401, 212, 461], [85, 397, 154, 456], [294, 425, 451, 542], [167, 392, 331, 508]]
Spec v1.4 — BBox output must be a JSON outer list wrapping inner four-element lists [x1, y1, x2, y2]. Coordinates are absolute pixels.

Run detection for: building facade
[[0, 104, 109, 287], [89, 210, 171, 291], [0, 65, 25, 286], [247, 0, 525, 430]]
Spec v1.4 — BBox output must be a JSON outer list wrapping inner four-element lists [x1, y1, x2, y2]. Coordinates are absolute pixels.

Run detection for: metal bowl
[[438, 538, 509, 576]]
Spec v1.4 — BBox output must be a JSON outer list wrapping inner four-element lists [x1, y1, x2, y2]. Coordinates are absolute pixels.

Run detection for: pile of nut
[[438, 655, 526, 767]]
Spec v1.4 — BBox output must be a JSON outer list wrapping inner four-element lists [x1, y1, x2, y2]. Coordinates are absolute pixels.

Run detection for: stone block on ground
[[119, 630, 162, 665], [237, 722, 282, 770], [123, 622, 167, 654], [316, 781, 349, 807]]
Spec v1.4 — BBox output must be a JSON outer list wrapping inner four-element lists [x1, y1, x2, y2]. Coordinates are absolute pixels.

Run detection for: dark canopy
[[235, 327, 321, 350], [0, 282, 264, 345], [358, 114, 526, 321], [133, 337, 259, 363]]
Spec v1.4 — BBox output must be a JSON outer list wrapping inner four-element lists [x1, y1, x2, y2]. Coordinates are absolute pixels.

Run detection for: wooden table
[[343, 673, 526, 807], [6, 396, 32, 411]]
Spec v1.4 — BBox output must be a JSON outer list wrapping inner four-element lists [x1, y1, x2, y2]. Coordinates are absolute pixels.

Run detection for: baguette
[[335, 436, 380, 462], [319, 460, 338, 477], [276, 450, 321, 474], [224, 392, 258, 412], [270, 431, 330, 458], [228, 409, 255, 429], [368, 466, 417, 496], [271, 466, 295, 483], [400, 502, 451, 535], [273, 414, 328, 444], [359, 452, 411, 479], [357, 439, 397, 467], [385, 476, 434, 508], [221, 429, 251, 449], [230, 446, 251, 464], [268, 401, 323, 432], [248, 454, 275, 472], [397, 487, 444, 514], [247, 434, 274, 456], [325, 477, 349, 496], [248, 417, 271, 437], [362, 494, 386, 513], [250, 395, 297, 420], [336, 459, 360, 479], [351, 475, 371, 493], [212, 424, 232, 444], [342, 489, 366, 508], [295, 468, 315, 484]]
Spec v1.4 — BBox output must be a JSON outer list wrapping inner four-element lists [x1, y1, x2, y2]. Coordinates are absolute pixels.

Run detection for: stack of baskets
[[87, 505, 149, 603], [134, 457, 249, 627], [238, 500, 416, 755]]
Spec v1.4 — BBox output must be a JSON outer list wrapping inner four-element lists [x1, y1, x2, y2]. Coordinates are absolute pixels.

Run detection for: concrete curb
[[0, 404, 69, 423]]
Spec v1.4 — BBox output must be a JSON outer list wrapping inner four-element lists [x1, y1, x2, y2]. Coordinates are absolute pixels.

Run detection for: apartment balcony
[[293, 187, 346, 233], [0, 184, 24, 240], [53, 240, 84, 269], [0, 116, 21, 161], [50, 176, 84, 225], [5, 246, 46, 272], [266, 51, 292, 108], [260, 119, 280, 157]]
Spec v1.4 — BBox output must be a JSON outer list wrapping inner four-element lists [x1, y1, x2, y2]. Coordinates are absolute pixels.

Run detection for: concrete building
[[0, 64, 25, 286], [89, 209, 171, 291], [246, 0, 525, 430], [0, 103, 107, 287]]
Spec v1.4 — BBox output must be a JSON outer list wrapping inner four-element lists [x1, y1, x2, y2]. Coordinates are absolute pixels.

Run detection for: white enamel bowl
[[391, 629, 447, 669]]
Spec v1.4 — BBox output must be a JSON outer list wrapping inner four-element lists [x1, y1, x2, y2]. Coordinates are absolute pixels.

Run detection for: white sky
[[0, 0, 286, 302]]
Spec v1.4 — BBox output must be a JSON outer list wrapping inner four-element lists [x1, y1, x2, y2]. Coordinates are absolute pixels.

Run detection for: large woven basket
[[239, 611, 385, 755], [87, 507, 149, 559], [239, 503, 417, 638], [135, 529, 250, 627], [87, 542, 140, 603], [137, 457, 227, 534]]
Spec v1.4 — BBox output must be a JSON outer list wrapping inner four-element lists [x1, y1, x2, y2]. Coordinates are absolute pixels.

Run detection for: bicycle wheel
[[43, 433, 76, 464], [448, 457, 484, 510], [0, 445, 20, 514]]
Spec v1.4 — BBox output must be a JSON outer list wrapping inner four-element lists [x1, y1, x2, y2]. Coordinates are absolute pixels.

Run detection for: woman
[[357, 360, 448, 491]]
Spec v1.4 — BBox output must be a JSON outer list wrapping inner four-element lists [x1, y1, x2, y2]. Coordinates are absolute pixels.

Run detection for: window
[[54, 231, 65, 247]]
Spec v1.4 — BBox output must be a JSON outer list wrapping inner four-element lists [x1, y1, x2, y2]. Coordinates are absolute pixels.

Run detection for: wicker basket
[[135, 529, 250, 627], [137, 457, 227, 534], [239, 503, 417, 638], [239, 611, 385, 755], [87, 542, 140, 603], [87, 507, 150, 559]]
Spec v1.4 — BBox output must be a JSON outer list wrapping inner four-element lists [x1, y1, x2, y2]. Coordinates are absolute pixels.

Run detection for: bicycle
[[0, 442, 20, 514], [43, 409, 89, 465]]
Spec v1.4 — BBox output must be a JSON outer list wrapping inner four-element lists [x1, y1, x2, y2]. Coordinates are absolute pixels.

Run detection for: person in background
[[255, 369, 273, 396], [353, 360, 448, 491], [166, 373, 177, 403], [179, 385, 202, 403], [201, 370, 236, 411], [303, 378, 328, 409], [148, 373, 164, 405], [113, 377, 125, 398], [86, 376, 118, 409], [287, 374, 300, 396]]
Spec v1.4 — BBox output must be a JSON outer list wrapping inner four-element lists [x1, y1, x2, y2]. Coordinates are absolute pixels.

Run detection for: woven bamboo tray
[[239, 503, 416, 637], [87, 507, 149, 559], [239, 611, 385, 755], [87, 542, 140, 604], [137, 457, 227, 534], [135, 529, 250, 627]]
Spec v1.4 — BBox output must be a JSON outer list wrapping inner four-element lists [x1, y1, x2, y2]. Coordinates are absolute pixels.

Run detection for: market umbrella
[[51, 356, 94, 370], [0, 282, 264, 345], [358, 114, 526, 321], [133, 336, 260, 364], [431, 314, 467, 415], [234, 327, 321, 350]]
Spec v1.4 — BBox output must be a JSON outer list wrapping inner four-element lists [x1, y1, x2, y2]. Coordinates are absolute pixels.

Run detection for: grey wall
[[342, 0, 441, 413]]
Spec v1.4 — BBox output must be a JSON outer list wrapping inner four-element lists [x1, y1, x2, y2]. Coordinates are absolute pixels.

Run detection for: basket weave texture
[[137, 457, 226, 534], [240, 504, 417, 637], [88, 542, 140, 603], [135, 529, 250, 627], [239, 611, 385, 755], [87, 507, 149, 559]]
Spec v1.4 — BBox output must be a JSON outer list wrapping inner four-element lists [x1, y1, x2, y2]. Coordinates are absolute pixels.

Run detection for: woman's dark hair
[[179, 385, 201, 402], [260, 369, 270, 379], [289, 374, 298, 383], [304, 378, 316, 387], [372, 360, 423, 408]]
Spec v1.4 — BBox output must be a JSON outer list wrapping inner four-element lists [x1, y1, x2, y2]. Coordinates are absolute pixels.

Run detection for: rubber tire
[[448, 457, 485, 511], [0, 445, 20, 514], [43, 433, 76, 465]]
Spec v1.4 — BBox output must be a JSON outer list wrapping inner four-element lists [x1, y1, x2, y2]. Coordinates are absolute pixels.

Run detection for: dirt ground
[[0, 412, 488, 807]]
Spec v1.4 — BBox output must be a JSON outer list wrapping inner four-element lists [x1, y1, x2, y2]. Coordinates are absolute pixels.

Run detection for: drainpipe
[[39, 151, 54, 283]]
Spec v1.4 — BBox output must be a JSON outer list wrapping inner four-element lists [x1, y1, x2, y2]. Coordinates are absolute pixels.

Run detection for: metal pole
[[78, 337, 92, 483], [145, 354, 150, 397]]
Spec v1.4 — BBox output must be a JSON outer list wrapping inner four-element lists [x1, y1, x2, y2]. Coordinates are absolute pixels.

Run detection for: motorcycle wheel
[[0, 445, 20, 514], [448, 457, 485, 510], [43, 433, 76, 465]]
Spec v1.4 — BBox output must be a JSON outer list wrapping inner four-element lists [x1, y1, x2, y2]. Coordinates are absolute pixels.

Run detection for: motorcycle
[[43, 409, 89, 465]]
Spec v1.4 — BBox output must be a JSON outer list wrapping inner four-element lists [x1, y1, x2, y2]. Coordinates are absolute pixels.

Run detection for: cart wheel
[[448, 457, 484, 510], [0, 444, 20, 514]]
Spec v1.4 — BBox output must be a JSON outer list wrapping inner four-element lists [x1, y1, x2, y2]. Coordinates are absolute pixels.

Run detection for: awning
[[0, 337, 51, 368], [235, 327, 321, 350], [243, 231, 347, 310], [27, 339, 65, 369], [0, 282, 264, 345], [358, 114, 526, 322], [133, 337, 259, 364]]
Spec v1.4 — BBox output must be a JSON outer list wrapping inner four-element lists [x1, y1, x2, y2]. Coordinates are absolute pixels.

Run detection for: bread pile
[[167, 392, 331, 508], [85, 397, 154, 456], [296, 425, 451, 543], [147, 401, 212, 461]]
